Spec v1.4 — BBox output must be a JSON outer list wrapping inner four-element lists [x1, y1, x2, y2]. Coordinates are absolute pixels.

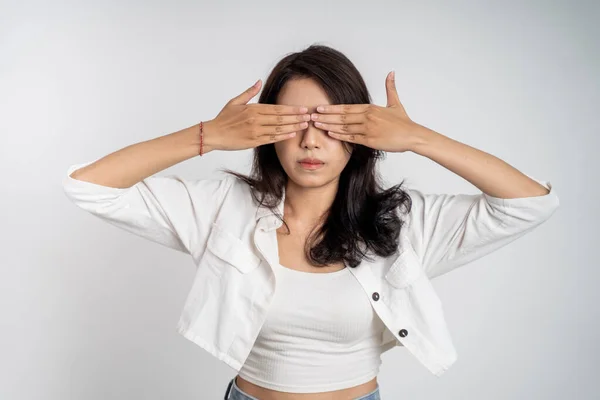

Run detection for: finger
[[385, 71, 401, 107], [260, 131, 298, 144], [315, 104, 369, 114], [327, 131, 365, 144], [255, 104, 309, 115], [259, 113, 311, 126], [385, 71, 408, 114], [230, 79, 262, 106], [313, 121, 366, 134], [310, 112, 364, 124], [256, 121, 308, 136]]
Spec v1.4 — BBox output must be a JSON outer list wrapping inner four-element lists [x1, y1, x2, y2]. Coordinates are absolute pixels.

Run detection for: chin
[[287, 171, 338, 189], [288, 175, 323, 188]]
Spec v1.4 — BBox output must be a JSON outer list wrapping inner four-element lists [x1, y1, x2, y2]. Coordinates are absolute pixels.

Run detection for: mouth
[[298, 159, 325, 170]]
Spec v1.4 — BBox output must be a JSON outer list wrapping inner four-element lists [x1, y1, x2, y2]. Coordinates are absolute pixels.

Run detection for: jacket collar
[[254, 184, 287, 229]]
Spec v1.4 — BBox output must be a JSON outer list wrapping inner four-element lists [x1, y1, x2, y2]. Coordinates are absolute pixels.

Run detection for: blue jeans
[[224, 376, 381, 400]]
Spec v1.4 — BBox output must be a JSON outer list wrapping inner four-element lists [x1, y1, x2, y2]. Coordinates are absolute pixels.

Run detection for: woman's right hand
[[202, 79, 310, 152]]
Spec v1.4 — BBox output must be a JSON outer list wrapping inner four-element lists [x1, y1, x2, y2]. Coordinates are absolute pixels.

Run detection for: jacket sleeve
[[403, 174, 560, 280], [61, 158, 234, 257]]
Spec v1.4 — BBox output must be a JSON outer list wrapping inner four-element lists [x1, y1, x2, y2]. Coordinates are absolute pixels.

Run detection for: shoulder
[[218, 174, 259, 214], [222, 174, 254, 200], [395, 185, 421, 227]]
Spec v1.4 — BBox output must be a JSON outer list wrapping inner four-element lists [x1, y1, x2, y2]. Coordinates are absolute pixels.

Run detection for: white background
[[1, 0, 597, 399]]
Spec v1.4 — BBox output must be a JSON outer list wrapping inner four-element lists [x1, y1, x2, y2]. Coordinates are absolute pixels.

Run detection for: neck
[[283, 179, 338, 227]]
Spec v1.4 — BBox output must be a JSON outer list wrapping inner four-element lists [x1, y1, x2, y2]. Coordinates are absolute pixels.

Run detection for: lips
[[299, 158, 324, 164]]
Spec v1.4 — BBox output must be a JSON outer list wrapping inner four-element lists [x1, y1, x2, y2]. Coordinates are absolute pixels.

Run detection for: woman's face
[[274, 78, 353, 188]]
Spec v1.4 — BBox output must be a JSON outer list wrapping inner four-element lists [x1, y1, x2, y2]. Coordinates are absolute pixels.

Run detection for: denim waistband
[[224, 376, 381, 400]]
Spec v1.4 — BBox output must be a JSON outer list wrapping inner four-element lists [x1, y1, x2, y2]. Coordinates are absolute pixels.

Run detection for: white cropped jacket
[[62, 159, 559, 377]]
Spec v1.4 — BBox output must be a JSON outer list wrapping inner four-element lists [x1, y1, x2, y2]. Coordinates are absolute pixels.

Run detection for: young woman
[[62, 45, 559, 400]]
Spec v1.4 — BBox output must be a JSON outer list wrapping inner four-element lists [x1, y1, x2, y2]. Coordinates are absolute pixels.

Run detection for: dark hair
[[224, 44, 412, 268]]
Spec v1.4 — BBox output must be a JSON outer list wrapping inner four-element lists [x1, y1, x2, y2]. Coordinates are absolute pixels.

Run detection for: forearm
[[409, 125, 550, 199], [69, 122, 211, 189]]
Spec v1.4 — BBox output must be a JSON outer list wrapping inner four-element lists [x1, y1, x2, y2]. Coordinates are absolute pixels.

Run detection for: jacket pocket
[[384, 246, 424, 289], [205, 222, 261, 274]]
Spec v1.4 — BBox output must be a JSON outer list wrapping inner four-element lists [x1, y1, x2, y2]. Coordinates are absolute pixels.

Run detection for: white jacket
[[62, 159, 560, 377]]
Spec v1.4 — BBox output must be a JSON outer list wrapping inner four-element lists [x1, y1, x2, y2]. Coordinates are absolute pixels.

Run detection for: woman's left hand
[[311, 71, 424, 153]]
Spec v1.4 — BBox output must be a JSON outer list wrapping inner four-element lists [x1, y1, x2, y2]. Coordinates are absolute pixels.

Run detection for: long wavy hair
[[224, 44, 412, 269]]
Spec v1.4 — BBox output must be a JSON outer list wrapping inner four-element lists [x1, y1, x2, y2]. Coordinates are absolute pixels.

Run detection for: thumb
[[385, 71, 401, 108], [229, 79, 262, 105]]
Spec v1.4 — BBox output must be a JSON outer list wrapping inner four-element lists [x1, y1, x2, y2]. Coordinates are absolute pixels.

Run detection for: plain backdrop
[[1, 0, 598, 399]]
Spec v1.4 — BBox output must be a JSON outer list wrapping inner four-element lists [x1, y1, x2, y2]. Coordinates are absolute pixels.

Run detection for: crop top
[[237, 261, 386, 393]]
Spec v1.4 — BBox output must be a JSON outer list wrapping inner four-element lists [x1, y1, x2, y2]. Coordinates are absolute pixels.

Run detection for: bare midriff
[[235, 375, 378, 400]]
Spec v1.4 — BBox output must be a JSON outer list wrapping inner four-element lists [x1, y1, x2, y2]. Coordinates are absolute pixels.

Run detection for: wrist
[[199, 119, 217, 155], [408, 124, 445, 156], [172, 121, 214, 158]]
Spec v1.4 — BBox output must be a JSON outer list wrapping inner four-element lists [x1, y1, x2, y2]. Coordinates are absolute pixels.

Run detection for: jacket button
[[371, 292, 380, 301], [398, 329, 408, 337]]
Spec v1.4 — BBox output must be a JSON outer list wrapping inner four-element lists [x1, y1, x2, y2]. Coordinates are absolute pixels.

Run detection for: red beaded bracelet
[[199, 121, 204, 156]]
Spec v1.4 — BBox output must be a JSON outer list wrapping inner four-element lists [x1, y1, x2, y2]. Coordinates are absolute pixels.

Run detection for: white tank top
[[237, 261, 386, 393]]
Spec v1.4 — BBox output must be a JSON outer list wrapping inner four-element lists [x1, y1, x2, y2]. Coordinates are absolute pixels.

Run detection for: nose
[[300, 121, 322, 149]]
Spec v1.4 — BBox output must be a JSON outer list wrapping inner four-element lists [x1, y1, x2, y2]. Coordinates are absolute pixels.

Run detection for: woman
[[62, 45, 559, 400]]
